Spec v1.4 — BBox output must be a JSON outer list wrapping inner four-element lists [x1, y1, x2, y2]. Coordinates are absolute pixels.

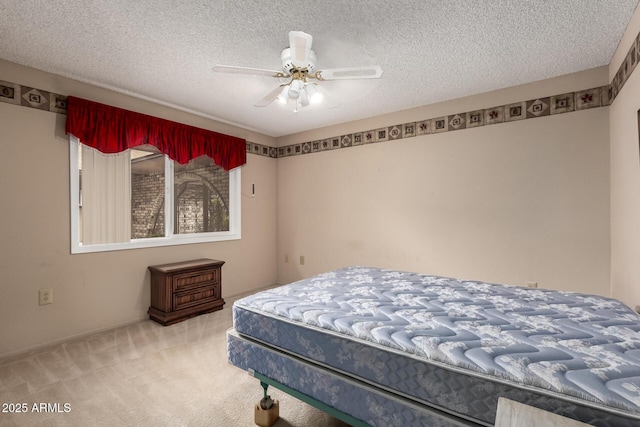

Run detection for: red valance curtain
[[65, 96, 246, 171]]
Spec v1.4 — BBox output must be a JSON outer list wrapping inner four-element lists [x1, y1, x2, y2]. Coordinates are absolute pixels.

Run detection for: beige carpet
[[0, 295, 350, 427]]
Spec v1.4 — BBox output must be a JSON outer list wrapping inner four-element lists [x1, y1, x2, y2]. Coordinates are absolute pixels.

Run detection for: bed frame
[[227, 328, 482, 426]]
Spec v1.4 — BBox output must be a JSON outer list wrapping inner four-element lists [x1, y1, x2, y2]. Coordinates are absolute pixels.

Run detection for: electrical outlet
[[299, 255, 305, 265], [39, 289, 53, 305], [526, 281, 538, 289], [285, 254, 289, 264]]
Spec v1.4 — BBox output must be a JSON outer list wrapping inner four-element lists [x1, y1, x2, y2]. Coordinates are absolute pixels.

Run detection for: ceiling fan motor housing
[[281, 48, 316, 74]]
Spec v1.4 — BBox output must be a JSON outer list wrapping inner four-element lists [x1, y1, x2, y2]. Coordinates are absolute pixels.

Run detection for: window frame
[[69, 136, 241, 254]]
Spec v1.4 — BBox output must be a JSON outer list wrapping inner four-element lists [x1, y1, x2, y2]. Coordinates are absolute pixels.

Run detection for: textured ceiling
[[0, 1, 638, 137]]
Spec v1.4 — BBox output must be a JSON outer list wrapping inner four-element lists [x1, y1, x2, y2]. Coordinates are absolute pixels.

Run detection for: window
[[70, 136, 241, 253]]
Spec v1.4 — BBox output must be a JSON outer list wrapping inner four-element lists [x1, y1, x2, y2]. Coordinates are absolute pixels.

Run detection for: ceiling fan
[[212, 31, 383, 112]]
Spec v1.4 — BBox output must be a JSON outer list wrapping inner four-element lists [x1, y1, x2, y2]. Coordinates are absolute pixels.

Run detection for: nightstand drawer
[[173, 268, 219, 292], [173, 283, 220, 311]]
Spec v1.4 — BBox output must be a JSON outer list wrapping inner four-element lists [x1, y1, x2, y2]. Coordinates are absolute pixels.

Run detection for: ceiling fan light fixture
[[305, 83, 322, 104], [300, 88, 310, 107], [288, 79, 303, 99]]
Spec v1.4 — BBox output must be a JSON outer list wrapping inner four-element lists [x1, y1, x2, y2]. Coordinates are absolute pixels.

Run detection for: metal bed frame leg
[[250, 369, 370, 427], [254, 380, 280, 427], [260, 381, 274, 409]]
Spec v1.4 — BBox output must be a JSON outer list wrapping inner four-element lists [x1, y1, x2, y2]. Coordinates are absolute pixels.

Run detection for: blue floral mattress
[[231, 266, 640, 425]]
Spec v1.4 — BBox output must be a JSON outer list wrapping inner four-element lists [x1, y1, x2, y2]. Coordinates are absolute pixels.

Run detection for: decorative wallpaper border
[[1, 28, 639, 159], [0, 80, 69, 114], [273, 86, 609, 158]]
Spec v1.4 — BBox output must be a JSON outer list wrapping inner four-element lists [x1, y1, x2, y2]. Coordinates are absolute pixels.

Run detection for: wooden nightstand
[[147, 258, 225, 325]]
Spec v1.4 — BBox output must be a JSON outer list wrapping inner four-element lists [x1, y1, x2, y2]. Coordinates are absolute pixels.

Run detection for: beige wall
[[610, 6, 640, 311], [276, 68, 611, 299], [0, 60, 277, 357]]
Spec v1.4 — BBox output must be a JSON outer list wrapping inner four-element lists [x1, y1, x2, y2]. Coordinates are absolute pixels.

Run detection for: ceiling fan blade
[[212, 65, 283, 77], [317, 65, 383, 80], [289, 31, 313, 67], [254, 85, 287, 107]]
